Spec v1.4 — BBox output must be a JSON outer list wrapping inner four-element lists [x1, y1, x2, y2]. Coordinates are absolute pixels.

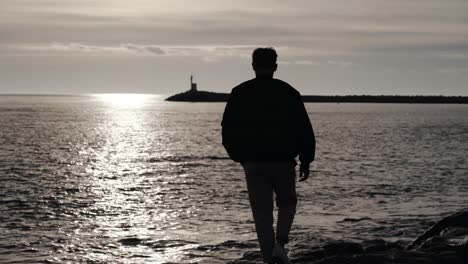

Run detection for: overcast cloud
[[1, 0, 467, 95]]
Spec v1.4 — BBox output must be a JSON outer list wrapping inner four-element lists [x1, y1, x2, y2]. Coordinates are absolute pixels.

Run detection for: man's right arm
[[221, 89, 242, 162], [294, 92, 316, 180]]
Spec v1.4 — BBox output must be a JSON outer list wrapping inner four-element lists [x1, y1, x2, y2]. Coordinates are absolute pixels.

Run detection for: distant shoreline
[[165, 90, 468, 104], [1, 93, 468, 104]]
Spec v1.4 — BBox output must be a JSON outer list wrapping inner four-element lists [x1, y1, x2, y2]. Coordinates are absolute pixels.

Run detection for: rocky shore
[[165, 90, 228, 102], [165, 90, 468, 104], [229, 209, 468, 264]]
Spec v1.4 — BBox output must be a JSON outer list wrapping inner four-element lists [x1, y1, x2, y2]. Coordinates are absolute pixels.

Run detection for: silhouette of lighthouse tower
[[190, 75, 197, 92]]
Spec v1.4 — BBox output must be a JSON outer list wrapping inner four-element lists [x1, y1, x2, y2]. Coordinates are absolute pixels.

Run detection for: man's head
[[252, 47, 278, 77]]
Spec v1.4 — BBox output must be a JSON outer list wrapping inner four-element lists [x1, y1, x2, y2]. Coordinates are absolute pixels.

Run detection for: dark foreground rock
[[229, 209, 468, 264]]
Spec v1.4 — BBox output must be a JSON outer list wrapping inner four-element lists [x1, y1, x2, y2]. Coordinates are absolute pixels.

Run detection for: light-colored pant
[[242, 161, 297, 262]]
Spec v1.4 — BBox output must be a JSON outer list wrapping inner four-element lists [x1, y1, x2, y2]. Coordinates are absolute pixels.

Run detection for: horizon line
[[1, 93, 468, 97]]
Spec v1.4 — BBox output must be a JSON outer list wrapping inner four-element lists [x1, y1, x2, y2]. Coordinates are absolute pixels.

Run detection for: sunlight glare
[[94, 93, 152, 107]]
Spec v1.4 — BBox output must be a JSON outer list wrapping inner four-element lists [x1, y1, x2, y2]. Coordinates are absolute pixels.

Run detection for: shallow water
[[0, 95, 467, 263]]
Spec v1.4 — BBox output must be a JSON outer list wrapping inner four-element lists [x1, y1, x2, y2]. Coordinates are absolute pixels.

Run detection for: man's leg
[[273, 162, 297, 246], [242, 162, 275, 263]]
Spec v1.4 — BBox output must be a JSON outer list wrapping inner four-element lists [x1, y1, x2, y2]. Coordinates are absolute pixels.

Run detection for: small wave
[[195, 240, 257, 251], [118, 237, 145, 246], [338, 217, 373, 223], [118, 237, 197, 249], [206, 156, 231, 160], [147, 155, 230, 163], [146, 239, 197, 249], [0, 107, 39, 113]]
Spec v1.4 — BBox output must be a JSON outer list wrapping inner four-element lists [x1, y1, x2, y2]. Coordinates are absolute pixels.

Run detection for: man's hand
[[299, 163, 310, 182]]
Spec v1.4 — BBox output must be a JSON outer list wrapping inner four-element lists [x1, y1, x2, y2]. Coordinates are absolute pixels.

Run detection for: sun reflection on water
[[82, 93, 188, 262], [93, 94, 154, 108]]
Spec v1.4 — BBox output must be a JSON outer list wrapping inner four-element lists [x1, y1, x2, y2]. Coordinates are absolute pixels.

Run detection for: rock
[[165, 90, 229, 102], [361, 239, 403, 253], [406, 209, 468, 250], [230, 209, 468, 264], [291, 249, 326, 263], [322, 241, 364, 256]]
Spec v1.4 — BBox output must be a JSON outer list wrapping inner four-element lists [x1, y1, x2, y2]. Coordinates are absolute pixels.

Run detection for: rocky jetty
[[229, 209, 468, 264], [167, 75, 468, 103], [166, 92, 468, 104], [165, 90, 229, 102]]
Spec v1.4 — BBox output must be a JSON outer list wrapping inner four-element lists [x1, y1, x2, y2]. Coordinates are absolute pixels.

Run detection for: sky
[[1, 0, 467, 95]]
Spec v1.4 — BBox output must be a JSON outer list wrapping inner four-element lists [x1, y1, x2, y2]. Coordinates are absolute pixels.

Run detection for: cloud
[[12, 42, 263, 60], [438, 67, 468, 74], [2, 0, 467, 56], [20, 42, 129, 53], [327, 60, 355, 67], [294, 60, 320, 66], [122, 44, 166, 55], [1, 0, 468, 95]]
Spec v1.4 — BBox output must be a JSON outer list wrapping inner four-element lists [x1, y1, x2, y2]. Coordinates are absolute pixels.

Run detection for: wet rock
[[230, 208, 468, 264], [234, 251, 263, 263], [197, 240, 257, 251], [361, 239, 403, 253], [407, 209, 468, 250], [291, 249, 326, 263], [322, 241, 364, 256]]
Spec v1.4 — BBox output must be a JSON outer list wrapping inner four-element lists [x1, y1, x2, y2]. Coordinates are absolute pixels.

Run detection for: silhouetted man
[[222, 48, 315, 263]]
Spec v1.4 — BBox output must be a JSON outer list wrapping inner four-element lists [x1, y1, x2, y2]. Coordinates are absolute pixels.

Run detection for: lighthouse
[[190, 75, 197, 92]]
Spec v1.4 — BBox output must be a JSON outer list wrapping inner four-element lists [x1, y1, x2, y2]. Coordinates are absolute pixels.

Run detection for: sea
[[0, 94, 467, 263]]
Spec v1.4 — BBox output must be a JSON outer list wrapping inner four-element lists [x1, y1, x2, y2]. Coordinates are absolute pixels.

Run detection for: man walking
[[221, 48, 316, 263]]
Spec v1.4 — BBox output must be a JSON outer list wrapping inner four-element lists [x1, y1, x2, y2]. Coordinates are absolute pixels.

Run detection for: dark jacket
[[221, 77, 315, 164]]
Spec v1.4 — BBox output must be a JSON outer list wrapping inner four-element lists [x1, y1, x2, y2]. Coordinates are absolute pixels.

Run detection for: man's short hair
[[252, 47, 277, 68]]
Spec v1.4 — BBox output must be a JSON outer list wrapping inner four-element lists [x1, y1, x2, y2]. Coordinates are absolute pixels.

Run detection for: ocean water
[[0, 94, 467, 263]]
